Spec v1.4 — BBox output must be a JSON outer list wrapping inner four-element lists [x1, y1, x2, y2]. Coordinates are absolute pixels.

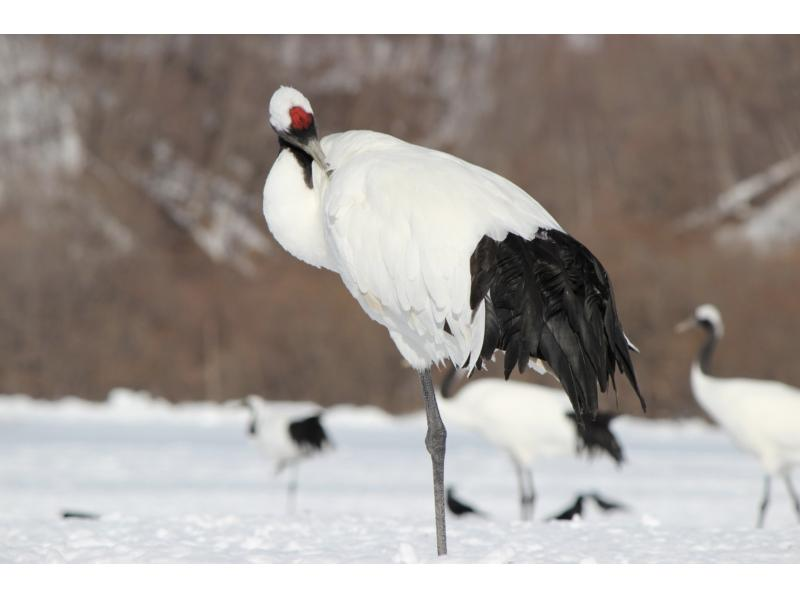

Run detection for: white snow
[[0, 391, 798, 563]]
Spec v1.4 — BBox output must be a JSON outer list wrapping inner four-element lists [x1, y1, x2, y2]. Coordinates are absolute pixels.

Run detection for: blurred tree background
[[2, 35, 800, 417]]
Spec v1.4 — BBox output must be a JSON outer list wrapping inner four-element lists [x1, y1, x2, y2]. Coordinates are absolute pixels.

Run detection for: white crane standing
[[262, 86, 644, 555], [243, 397, 332, 512], [677, 304, 800, 527], [438, 366, 625, 520]]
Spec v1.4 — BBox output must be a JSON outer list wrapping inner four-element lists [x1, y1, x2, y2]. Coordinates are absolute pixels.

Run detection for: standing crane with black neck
[[677, 304, 800, 527], [262, 86, 645, 555]]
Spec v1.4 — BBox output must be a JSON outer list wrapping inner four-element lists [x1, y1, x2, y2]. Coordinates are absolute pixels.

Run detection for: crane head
[[239, 397, 259, 436], [675, 303, 724, 338], [268, 86, 332, 175]]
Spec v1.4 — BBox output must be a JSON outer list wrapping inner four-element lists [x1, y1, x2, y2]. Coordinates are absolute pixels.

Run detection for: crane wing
[[470, 230, 645, 417], [321, 131, 560, 371], [320, 131, 643, 418]]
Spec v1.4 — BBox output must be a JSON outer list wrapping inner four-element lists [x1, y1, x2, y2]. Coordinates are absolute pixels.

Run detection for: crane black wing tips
[[288, 413, 332, 452], [469, 230, 646, 418], [603, 286, 647, 413]]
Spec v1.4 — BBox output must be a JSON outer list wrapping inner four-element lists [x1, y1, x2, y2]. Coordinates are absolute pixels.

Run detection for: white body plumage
[[436, 371, 624, 520], [248, 408, 303, 474], [691, 363, 800, 475], [244, 398, 330, 473], [264, 129, 562, 371], [438, 378, 576, 466], [679, 304, 800, 526]]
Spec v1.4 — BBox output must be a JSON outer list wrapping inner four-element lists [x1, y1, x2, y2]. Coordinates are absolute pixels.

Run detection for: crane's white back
[[265, 128, 565, 371], [246, 398, 313, 472], [691, 364, 800, 473], [438, 378, 576, 465]]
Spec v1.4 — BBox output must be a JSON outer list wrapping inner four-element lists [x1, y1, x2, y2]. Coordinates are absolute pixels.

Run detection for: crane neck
[[278, 138, 314, 189], [262, 140, 335, 271], [695, 321, 719, 376]]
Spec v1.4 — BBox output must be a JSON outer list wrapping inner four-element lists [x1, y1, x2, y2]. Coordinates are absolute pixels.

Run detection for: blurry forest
[[2, 35, 800, 417]]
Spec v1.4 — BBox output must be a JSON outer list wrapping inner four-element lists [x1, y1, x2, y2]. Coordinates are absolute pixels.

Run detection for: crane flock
[[256, 85, 800, 555]]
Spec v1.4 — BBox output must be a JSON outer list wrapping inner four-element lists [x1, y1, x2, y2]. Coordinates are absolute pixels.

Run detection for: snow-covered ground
[[1, 391, 798, 563]]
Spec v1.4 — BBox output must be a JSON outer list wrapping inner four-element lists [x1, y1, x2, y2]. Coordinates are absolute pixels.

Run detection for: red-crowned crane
[[438, 366, 625, 521], [243, 397, 332, 513], [677, 304, 800, 527], [262, 86, 645, 555]]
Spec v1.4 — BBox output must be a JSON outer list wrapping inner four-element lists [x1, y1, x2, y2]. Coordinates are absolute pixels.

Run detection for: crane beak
[[304, 138, 333, 177], [674, 317, 696, 334]]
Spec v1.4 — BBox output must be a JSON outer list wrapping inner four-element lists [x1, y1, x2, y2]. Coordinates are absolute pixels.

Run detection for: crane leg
[[524, 468, 536, 521], [512, 460, 536, 520], [287, 463, 299, 515], [420, 368, 447, 556], [783, 473, 800, 521], [757, 475, 771, 528], [513, 460, 528, 521]]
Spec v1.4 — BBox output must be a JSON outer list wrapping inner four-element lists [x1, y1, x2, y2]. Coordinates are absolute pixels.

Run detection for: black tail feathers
[[567, 411, 625, 465], [469, 230, 645, 420], [288, 413, 332, 452]]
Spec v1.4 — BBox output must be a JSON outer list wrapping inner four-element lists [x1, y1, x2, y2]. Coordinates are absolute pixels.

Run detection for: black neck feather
[[279, 138, 313, 189], [697, 321, 718, 375]]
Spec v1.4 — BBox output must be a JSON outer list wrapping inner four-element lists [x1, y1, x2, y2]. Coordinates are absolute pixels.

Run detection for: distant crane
[[263, 86, 644, 555], [243, 397, 332, 512], [438, 366, 625, 520], [677, 304, 800, 527]]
